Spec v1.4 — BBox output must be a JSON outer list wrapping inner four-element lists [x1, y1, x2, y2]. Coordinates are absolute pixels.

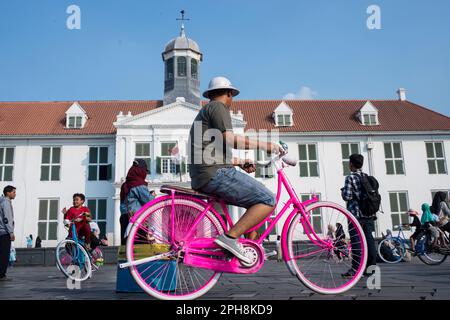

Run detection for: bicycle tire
[[416, 232, 448, 265], [285, 201, 368, 294], [126, 196, 225, 300], [377, 237, 405, 264], [55, 239, 92, 281]]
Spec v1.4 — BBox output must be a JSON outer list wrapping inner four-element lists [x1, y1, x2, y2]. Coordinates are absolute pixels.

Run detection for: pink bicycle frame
[[161, 159, 329, 259], [128, 157, 331, 263]]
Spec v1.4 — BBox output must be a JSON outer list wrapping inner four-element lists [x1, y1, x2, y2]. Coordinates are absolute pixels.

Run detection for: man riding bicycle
[[188, 76, 284, 264]]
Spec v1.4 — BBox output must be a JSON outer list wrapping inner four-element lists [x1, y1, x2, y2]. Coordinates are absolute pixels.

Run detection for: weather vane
[[176, 10, 190, 35]]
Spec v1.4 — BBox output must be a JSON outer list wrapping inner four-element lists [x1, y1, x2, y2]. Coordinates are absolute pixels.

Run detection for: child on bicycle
[[406, 209, 421, 255], [62, 193, 92, 251]]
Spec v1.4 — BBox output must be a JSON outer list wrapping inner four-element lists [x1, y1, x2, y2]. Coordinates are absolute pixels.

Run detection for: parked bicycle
[[120, 146, 368, 300], [55, 213, 103, 282], [415, 226, 449, 265], [377, 225, 411, 264], [378, 224, 449, 265]]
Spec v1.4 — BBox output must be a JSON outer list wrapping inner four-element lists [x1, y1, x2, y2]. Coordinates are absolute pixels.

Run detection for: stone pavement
[[0, 259, 449, 300]]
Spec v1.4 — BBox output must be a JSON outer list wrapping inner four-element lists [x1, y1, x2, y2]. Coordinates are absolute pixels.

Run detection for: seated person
[[86, 212, 102, 250], [334, 223, 348, 261], [421, 203, 444, 247], [62, 193, 92, 250], [432, 192, 450, 235]]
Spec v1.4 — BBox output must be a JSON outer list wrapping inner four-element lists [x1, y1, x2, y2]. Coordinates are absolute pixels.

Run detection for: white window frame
[[384, 142, 405, 175], [67, 116, 83, 129], [341, 143, 360, 176], [431, 190, 450, 204], [40, 146, 62, 181], [426, 142, 447, 175], [360, 112, 379, 126], [298, 143, 319, 177], [135, 142, 151, 176], [389, 191, 409, 231], [275, 113, 293, 127], [0, 147, 14, 182], [37, 198, 59, 242], [86, 198, 108, 238], [301, 194, 322, 234], [161, 142, 178, 174], [88, 146, 111, 181], [256, 150, 274, 178]]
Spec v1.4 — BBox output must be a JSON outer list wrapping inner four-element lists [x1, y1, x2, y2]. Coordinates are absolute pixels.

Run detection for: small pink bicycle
[[120, 152, 368, 300]]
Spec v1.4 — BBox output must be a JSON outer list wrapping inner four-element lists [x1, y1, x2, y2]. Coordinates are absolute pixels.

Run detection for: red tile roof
[[230, 100, 450, 132], [0, 99, 448, 136], [0, 100, 162, 136]]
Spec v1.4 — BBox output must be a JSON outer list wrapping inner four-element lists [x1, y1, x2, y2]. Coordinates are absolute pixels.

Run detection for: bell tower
[[162, 10, 203, 106]]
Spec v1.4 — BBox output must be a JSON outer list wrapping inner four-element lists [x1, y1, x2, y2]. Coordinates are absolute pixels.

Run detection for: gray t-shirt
[[189, 101, 234, 190]]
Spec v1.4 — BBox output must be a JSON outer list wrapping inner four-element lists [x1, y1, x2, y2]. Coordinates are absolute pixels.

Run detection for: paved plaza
[[0, 259, 449, 300]]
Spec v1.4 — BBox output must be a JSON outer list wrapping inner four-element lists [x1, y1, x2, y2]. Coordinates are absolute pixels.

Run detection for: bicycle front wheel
[[285, 201, 367, 294], [126, 196, 225, 300], [55, 239, 92, 281], [377, 237, 405, 264]]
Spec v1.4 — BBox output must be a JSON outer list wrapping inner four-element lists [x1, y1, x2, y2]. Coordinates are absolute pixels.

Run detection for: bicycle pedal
[[264, 250, 277, 259]]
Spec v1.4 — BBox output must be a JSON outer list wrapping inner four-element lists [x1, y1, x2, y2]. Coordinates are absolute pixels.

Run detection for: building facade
[[1, 27, 449, 247]]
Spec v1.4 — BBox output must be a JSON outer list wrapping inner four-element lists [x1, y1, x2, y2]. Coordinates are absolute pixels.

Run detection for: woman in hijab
[[119, 159, 154, 245], [432, 192, 450, 233]]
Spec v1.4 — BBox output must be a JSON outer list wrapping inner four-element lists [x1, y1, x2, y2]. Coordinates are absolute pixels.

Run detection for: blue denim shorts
[[200, 167, 276, 209]]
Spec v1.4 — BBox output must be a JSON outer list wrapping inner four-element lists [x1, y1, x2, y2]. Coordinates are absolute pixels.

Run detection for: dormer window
[[273, 101, 293, 127], [363, 113, 377, 125], [277, 114, 292, 126], [65, 102, 88, 129], [68, 116, 83, 128], [358, 101, 379, 126]]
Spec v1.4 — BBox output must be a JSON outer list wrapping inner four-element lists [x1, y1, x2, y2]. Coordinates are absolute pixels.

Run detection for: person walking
[[119, 159, 154, 245], [341, 154, 378, 278], [0, 185, 16, 281]]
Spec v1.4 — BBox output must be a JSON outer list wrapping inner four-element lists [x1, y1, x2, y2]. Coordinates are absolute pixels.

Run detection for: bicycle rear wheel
[[285, 201, 367, 294], [377, 237, 405, 264], [416, 232, 448, 265], [126, 196, 225, 300], [55, 239, 92, 281]]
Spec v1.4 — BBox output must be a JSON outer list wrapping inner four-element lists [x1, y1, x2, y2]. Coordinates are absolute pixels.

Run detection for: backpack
[[357, 173, 381, 217]]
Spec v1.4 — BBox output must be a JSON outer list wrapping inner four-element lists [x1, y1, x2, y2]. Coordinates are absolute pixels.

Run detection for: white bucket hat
[[202, 76, 240, 99]]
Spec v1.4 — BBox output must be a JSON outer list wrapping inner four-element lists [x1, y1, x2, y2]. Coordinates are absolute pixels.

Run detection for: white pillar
[[113, 186, 122, 246]]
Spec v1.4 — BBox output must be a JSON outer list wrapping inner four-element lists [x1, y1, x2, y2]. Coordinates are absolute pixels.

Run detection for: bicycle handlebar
[[256, 153, 298, 167]]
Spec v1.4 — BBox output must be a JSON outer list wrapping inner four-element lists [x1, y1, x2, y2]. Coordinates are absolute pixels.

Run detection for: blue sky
[[0, 0, 449, 116]]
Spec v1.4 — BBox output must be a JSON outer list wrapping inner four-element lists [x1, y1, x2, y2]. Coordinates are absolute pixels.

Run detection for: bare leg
[[227, 204, 274, 239], [410, 237, 415, 252], [246, 230, 259, 240]]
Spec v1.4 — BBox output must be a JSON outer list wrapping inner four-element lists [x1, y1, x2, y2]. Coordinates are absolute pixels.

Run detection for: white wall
[[2, 121, 449, 248], [253, 134, 450, 238], [0, 137, 115, 247]]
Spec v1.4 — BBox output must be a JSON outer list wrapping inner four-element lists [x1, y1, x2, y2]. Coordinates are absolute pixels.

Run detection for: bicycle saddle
[[160, 185, 210, 199]]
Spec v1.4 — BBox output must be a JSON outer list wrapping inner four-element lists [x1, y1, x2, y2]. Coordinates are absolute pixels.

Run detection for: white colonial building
[[1, 26, 449, 247]]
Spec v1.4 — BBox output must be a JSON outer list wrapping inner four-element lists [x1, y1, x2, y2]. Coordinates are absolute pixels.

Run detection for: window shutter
[[255, 166, 262, 178], [180, 158, 187, 175], [106, 164, 112, 181], [156, 157, 161, 174]]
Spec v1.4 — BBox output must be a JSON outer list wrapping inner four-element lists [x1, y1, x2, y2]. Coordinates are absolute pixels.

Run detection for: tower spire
[[176, 10, 190, 36]]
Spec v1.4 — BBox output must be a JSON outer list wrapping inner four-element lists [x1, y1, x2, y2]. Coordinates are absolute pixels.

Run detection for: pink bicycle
[[120, 152, 368, 300]]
